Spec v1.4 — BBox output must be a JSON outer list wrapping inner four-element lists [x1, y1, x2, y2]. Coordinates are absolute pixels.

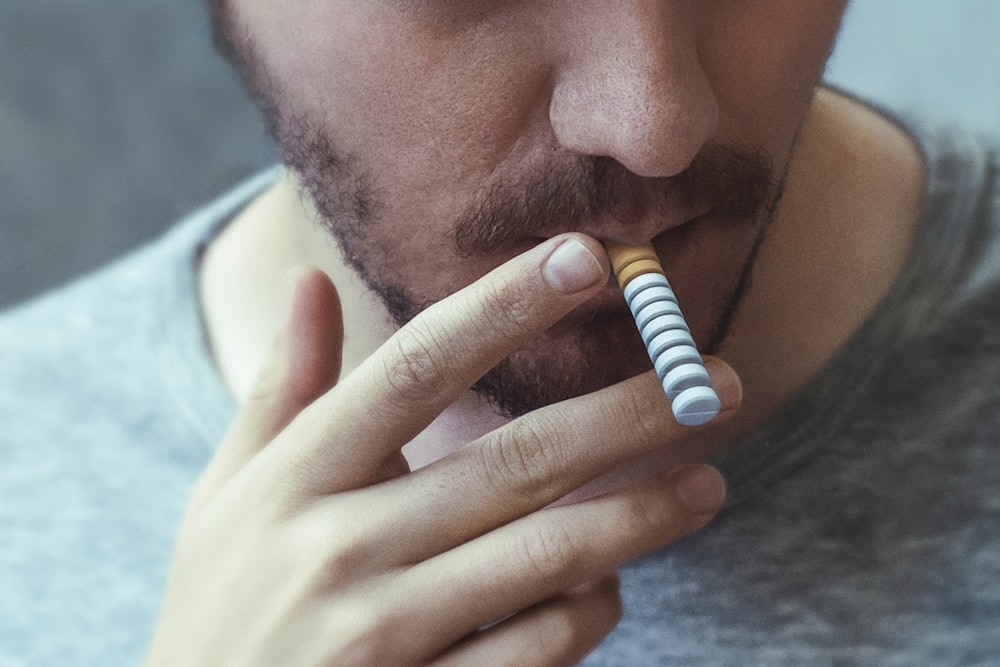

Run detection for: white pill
[[634, 298, 683, 330], [628, 284, 678, 315], [653, 344, 702, 379], [647, 329, 694, 359], [640, 313, 689, 345], [671, 386, 722, 426], [623, 272, 671, 304], [662, 362, 712, 399]]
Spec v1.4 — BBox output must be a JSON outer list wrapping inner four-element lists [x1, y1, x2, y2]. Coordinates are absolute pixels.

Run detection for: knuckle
[[518, 521, 582, 579], [318, 539, 370, 588], [292, 504, 374, 587], [479, 417, 564, 502], [612, 382, 670, 447], [381, 322, 452, 403], [474, 277, 537, 344]]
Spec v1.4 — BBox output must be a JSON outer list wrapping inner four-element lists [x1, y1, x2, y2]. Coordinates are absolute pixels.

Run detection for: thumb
[[196, 266, 344, 501]]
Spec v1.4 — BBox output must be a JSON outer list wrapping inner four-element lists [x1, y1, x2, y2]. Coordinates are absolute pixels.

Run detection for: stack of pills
[[604, 240, 721, 427]]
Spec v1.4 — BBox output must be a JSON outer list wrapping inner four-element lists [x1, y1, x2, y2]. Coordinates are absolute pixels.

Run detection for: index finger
[[275, 233, 610, 493]]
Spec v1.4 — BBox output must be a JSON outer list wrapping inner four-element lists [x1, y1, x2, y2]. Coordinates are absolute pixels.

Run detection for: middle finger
[[346, 357, 740, 561]]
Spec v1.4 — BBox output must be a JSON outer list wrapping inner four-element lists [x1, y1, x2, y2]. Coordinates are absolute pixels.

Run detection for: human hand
[[144, 234, 741, 666]]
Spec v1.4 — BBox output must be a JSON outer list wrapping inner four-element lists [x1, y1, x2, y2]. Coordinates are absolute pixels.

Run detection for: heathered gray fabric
[[585, 123, 1000, 665], [2, 120, 998, 666], [0, 170, 275, 666]]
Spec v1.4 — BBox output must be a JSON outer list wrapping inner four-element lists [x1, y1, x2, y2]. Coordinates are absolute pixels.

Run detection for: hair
[[198, 0, 790, 417]]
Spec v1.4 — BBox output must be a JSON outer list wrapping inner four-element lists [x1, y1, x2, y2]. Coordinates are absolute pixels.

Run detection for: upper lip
[[530, 205, 713, 247], [603, 206, 713, 246]]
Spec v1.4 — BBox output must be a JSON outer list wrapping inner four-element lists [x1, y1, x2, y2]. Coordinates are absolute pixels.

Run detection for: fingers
[[354, 357, 739, 560], [402, 465, 726, 657], [434, 575, 621, 667], [272, 234, 610, 494], [195, 267, 343, 502], [261, 267, 344, 437]]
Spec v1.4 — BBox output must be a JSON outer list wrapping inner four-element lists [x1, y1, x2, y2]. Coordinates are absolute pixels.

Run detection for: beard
[[279, 122, 780, 417], [210, 8, 785, 417]]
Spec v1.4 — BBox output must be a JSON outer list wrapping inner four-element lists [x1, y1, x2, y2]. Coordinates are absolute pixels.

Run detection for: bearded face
[[207, 1, 847, 416]]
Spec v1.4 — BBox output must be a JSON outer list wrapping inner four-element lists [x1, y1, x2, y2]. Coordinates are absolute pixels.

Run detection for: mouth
[[602, 208, 714, 285], [526, 204, 712, 266], [544, 211, 713, 334]]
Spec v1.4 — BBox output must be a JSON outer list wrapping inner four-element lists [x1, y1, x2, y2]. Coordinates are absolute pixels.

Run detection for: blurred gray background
[[1, 1, 998, 307]]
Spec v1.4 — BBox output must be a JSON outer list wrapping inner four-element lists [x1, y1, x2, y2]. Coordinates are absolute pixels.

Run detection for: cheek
[[236, 3, 557, 304], [702, 3, 847, 152], [244, 3, 551, 221]]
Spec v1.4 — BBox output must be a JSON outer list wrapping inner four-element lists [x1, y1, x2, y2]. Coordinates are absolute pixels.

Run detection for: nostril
[[549, 66, 718, 179]]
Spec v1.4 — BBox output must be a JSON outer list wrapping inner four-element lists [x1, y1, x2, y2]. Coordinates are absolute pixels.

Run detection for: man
[[3, 2, 998, 665]]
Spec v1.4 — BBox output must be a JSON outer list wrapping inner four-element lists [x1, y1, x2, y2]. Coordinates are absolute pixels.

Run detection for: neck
[[712, 89, 924, 440], [199, 88, 925, 466]]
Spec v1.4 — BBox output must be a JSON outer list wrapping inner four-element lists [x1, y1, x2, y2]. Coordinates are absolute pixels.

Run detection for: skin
[[208, 0, 848, 416], [150, 241, 740, 665], [150, 1, 925, 664]]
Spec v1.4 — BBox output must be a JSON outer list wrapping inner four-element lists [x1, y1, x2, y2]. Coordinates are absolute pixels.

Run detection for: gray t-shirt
[[2, 118, 999, 665]]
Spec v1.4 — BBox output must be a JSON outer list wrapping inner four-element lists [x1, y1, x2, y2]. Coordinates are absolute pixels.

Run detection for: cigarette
[[603, 240, 721, 426]]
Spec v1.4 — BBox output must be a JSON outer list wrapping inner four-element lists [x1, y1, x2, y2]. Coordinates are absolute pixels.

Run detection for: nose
[[548, 3, 718, 179]]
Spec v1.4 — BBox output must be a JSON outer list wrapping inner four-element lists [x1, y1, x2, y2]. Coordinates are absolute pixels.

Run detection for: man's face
[[212, 1, 848, 416]]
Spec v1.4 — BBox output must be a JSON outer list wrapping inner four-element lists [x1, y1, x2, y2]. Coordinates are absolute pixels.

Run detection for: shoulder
[[0, 170, 278, 665], [0, 167, 281, 429]]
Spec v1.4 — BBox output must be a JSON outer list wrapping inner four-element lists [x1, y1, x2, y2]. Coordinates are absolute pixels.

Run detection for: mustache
[[452, 141, 777, 257]]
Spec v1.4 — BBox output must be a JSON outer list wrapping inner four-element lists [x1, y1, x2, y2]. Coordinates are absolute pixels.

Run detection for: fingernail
[[705, 358, 743, 413], [673, 465, 726, 514], [543, 238, 605, 293]]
